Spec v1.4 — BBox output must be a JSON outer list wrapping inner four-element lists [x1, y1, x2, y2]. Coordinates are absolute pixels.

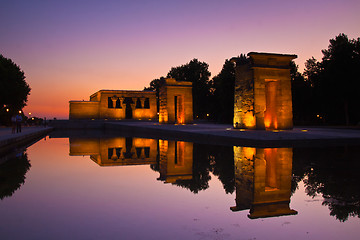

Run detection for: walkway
[[0, 126, 53, 153]]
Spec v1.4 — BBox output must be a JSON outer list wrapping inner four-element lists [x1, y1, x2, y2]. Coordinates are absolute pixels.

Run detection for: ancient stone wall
[[159, 78, 193, 124], [69, 90, 157, 120], [69, 101, 99, 119], [233, 52, 296, 130]]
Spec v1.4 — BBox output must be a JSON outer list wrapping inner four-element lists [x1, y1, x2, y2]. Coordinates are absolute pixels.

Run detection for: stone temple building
[[69, 90, 157, 120], [69, 78, 193, 123], [159, 78, 193, 124], [232, 52, 297, 130]]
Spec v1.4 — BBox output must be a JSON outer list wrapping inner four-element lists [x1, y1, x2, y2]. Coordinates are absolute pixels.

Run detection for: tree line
[[0, 55, 31, 125], [145, 33, 360, 125]]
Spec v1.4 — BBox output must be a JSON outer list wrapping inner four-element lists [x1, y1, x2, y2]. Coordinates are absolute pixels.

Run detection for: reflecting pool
[[0, 132, 359, 239]]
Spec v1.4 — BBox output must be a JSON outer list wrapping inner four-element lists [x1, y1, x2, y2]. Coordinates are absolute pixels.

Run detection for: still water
[[0, 131, 359, 240]]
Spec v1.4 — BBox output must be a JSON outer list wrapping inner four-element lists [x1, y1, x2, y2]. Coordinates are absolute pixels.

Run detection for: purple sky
[[1, 0, 359, 118]]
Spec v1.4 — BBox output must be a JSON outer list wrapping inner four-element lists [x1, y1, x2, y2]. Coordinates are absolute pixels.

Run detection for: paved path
[[0, 126, 53, 153], [105, 122, 360, 147]]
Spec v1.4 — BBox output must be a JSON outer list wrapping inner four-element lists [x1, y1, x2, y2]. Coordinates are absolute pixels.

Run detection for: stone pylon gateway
[[159, 78, 193, 124], [232, 52, 297, 130]]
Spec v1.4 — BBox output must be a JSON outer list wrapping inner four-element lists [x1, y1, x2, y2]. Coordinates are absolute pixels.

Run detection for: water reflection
[[70, 137, 157, 166], [292, 146, 360, 222], [157, 140, 193, 183], [0, 149, 30, 200], [231, 147, 297, 219], [67, 136, 360, 221], [68, 136, 298, 219]]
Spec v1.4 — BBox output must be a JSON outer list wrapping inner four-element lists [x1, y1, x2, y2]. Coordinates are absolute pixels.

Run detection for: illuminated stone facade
[[69, 137, 157, 166], [232, 52, 297, 130], [159, 78, 193, 124], [231, 147, 297, 219], [69, 90, 157, 120]]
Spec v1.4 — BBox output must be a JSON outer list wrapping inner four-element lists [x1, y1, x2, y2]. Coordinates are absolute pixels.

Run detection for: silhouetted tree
[[167, 59, 211, 119], [211, 60, 235, 123], [290, 61, 317, 124], [0, 54, 31, 125], [144, 77, 164, 112], [304, 34, 360, 125], [210, 54, 247, 123]]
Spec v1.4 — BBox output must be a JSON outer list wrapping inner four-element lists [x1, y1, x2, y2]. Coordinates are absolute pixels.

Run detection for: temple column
[[111, 96, 118, 108]]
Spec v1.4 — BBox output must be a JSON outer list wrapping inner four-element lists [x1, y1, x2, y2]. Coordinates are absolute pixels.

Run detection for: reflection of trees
[[170, 144, 234, 194], [292, 146, 360, 222], [172, 143, 211, 193], [0, 151, 31, 200], [207, 145, 235, 194]]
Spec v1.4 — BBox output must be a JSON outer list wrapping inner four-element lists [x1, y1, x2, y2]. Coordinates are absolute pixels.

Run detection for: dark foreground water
[[0, 132, 359, 240]]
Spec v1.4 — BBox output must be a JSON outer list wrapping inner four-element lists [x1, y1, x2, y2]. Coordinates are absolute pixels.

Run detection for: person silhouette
[[11, 115, 16, 134], [15, 113, 22, 133]]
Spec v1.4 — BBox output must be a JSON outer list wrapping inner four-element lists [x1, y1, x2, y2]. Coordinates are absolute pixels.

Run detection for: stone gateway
[[232, 52, 297, 130]]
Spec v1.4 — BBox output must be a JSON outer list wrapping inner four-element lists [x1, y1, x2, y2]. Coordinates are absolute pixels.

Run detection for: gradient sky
[[1, 0, 359, 119]]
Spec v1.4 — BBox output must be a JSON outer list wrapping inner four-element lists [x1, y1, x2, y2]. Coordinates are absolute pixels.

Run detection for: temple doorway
[[174, 95, 184, 124], [264, 80, 279, 130], [124, 97, 133, 119]]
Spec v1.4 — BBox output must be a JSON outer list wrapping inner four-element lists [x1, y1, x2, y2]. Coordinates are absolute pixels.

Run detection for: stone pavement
[[0, 126, 53, 153], [105, 121, 360, 147]]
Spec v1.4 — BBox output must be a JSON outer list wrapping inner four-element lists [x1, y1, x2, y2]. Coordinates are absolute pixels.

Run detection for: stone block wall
[[69, 101, 99, 119], [233, 52, 296, 130], [69, 90, 157, 120], [159, 78, 193, 124]]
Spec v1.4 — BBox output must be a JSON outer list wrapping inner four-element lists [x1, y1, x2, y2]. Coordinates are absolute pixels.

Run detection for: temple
[[231, 146, 297, 219], [159, 78, 193, 124], [232, 52, 297, 130], [69, 90, 157, 120]]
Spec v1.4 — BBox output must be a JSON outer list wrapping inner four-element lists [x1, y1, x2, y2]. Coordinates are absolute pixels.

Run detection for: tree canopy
[[143, 33, 360, 126], [304, 33, 360, 125], [0, 55, 31, 123], [166, 59, 212, 119]]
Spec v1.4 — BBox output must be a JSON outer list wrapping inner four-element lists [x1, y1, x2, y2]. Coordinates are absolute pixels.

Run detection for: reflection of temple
[[231, 147, 297, 219], [70, 137, 157, 166], [69, 137, 194, 183], [157, 140, 193, 183]]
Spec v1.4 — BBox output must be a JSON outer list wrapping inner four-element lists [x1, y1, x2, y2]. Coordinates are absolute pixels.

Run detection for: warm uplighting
[[244, 113, 256, 128]]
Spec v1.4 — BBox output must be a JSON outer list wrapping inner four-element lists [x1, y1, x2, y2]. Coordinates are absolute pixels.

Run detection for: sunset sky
[[1, 0, 359, 119]]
